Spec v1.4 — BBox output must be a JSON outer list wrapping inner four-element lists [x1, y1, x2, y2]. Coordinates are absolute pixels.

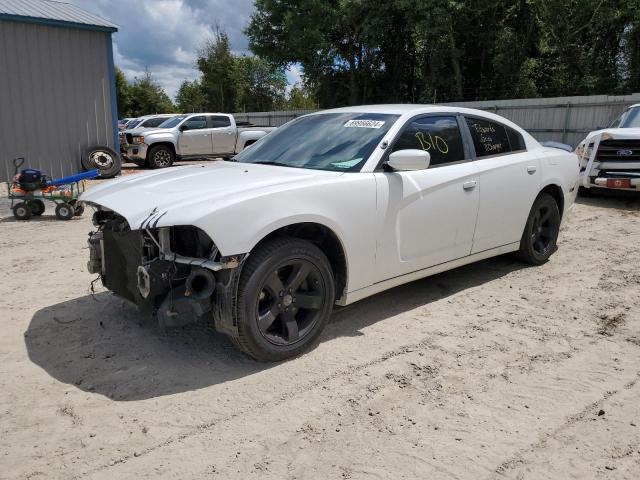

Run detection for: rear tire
[[29, 199, 45, 216], [232, 237, 335, 362], [517, 192, 561, 265], [147, 145, 175, 169]]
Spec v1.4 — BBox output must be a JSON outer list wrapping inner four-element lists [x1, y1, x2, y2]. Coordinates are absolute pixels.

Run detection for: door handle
[[462, 180, 477, 190], [527, 166, 537, 174]]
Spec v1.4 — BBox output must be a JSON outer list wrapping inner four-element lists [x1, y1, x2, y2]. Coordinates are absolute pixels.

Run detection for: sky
[[70, 0, 302, 99]]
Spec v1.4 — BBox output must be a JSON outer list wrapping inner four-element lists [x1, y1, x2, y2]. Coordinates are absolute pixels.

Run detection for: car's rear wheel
[[517, 192, 560, 265], [232, 237, 335, 362], [147, 145, 174, 169]]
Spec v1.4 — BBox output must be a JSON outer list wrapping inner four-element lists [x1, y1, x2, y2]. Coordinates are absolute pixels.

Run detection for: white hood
[[585, 127, 640, 142], [80, 161, 342, 230]]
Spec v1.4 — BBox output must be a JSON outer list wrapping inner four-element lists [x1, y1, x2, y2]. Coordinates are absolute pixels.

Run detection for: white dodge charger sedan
[[81, 105, 579, 361]]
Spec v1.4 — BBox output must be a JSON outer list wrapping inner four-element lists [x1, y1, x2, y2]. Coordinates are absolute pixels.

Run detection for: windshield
[[159, 115, 188, 128], [126, 118, 143, 129], [610, 107, 640, 128], [234, 112, 399, 172]]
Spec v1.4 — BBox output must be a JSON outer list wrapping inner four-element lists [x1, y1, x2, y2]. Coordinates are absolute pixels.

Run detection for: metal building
[[0, 0, 118, 181]]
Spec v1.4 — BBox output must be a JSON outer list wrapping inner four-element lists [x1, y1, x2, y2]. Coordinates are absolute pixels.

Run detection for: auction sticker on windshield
[[344, 119, 386, 129]]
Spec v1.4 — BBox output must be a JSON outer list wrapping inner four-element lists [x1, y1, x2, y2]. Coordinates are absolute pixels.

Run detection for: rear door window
[[392, 116, 466, 166], [208, 115, 232, 128], [465, 117, 526, 157]]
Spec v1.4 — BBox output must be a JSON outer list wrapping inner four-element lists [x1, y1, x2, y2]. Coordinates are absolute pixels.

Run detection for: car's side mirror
[[386, 149, 431, 171], [179, 124, 188, 132]]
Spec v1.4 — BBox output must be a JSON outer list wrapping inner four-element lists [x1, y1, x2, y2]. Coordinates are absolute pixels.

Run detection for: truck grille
[[596, 139, 640, 163], [126, 133, 134, 144]]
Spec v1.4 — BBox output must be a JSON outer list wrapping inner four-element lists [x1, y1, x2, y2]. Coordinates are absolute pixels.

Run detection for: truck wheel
[[147, 145, 174, 169], [517, 193, 560, 265], [29, 199, 45, 216], [55, 202, 75, 220], [82, 146, 121, 178], [232, 237, 335, 362], [13, 202, 32, 221]]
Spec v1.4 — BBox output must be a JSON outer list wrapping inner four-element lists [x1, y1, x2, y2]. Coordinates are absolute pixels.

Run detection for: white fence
[[234, 93, 640, 147]]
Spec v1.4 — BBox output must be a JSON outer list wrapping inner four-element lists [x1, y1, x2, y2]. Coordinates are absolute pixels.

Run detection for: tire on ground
[[29, 199, 45, 216], [147, 145, 175, 169], [232, 237, 336, 362], [82, 145, 121, 178], [13, 202, 32, 221], [55, 202, 75, 220], [517, 192, 561, 265]]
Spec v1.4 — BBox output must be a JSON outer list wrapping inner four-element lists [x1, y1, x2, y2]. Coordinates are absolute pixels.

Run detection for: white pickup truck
[[122, 113, 275, 168], [577, 103, 640, 191]]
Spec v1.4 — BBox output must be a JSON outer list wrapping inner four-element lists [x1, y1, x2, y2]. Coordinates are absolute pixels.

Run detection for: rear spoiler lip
[[540, 141, 573, 152]]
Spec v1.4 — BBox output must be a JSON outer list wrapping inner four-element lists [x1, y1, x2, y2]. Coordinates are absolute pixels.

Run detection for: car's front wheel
[[232, 237, 335, 362], [147, 145, 175, 169], [517, 192, 561, 265]]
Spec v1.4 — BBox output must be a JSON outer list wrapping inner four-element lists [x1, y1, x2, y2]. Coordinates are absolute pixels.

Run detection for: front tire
[[147, 145, 175, 169], [13, 202, 31, 221], [55, 202, 75, 220], [233, 237, 335, 362], [517, 192, 561, 265]]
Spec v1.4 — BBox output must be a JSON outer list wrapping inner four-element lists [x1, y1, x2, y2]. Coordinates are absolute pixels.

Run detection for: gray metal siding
[[443, 94, 640, 147], [235, 94, 640, 149], [0, 20, 116, 181]]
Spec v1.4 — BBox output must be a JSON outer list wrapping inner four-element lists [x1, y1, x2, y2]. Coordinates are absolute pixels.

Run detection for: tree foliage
[[115, 68, 175, 118], [195, 31, 288, 112], [247, 0, 640, 106], [176, 80, 207, 113]]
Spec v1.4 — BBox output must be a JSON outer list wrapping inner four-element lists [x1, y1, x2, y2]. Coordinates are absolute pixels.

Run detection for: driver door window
[[392, 116, 466, 166], [182, 116, 207, 130]]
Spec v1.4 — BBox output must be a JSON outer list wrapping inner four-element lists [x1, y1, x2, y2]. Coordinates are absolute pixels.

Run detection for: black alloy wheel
[[256, 259, 326, 346], [233, 237, 335, 362], [518, 192, 560, 265]]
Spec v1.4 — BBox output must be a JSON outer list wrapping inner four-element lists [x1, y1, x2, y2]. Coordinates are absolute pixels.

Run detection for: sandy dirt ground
[[1, 181, 639, 480]]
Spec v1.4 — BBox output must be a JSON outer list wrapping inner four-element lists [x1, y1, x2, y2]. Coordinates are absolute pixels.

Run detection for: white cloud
[[69, 0, 257, 98]]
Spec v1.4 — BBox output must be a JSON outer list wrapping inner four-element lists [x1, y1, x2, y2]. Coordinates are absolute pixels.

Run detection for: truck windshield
[[234, 113, 399, 172], [610, 107, 640, 128], [159, 115, 188, 128]]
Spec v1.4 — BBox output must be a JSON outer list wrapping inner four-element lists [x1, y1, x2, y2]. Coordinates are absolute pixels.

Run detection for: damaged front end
[[87, 210, 244, 334]]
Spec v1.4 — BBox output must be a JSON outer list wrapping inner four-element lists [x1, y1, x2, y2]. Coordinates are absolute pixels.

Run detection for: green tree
[[128, 70, 175, 116], [176, 80, 206, 112], [198, 31, 238, 112], [114, 66, 132, 118], [286, 83, 317, 109], [247, 0, 640, 106], [235, 56, 287, 111]]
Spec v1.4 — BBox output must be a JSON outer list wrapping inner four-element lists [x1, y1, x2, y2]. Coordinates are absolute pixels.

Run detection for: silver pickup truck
[[121, 113, 275, 168]]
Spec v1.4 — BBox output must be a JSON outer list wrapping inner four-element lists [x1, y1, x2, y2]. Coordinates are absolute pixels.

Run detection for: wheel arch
[[147, 141, 176, 158], [250, 221, 349, 302], [539, 183, 565, 220]]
